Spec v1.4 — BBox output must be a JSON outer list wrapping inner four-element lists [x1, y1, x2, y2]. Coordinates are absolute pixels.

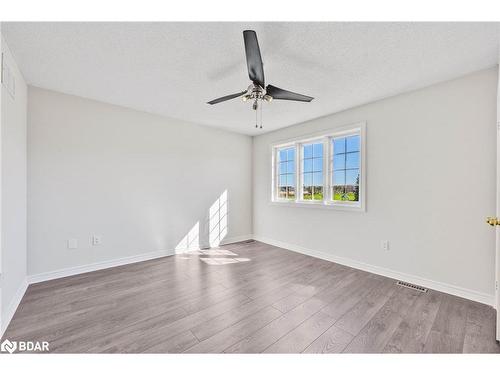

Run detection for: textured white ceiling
[[2, 22, 499, 135]]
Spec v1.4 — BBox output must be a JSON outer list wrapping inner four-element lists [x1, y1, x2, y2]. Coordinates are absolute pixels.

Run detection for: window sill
[[270, 199, 365, 212]]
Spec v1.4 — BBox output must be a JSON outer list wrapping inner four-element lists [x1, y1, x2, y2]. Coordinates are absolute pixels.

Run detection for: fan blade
[[266, 85, 313, 102], [207, 91, 247, 105], [243, 30, 265, 88]]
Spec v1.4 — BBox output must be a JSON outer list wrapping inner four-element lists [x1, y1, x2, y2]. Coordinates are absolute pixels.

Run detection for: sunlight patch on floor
[[198, 249, 237, 256], [199, 257, 251, 265]]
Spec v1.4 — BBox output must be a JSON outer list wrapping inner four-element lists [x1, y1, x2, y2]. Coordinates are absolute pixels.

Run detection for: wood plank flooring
[[2, 241, 499, 353]]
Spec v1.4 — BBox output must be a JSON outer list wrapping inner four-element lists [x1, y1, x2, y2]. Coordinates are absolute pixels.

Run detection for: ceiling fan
[[207, 30, 313, 128]]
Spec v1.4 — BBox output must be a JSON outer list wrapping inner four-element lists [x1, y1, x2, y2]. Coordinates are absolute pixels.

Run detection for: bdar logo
[[1, 339, 17, 354], [0, 339, 48, 353]]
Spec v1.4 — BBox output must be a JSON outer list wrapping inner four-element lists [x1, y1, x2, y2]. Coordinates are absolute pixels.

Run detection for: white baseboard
[[27, 249, 175, 284], [27, 234, 254, 285], [254, 235, 495, 306], [220, 234, 254, 245], [1, 278, 29, 338]]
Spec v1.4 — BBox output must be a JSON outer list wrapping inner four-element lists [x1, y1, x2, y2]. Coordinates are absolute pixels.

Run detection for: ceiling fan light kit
[[207, 30, 313, 129]]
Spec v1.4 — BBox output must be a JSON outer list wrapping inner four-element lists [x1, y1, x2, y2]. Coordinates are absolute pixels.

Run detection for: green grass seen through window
[[333, 192, 357, 201], [303, 193, 323, 200]]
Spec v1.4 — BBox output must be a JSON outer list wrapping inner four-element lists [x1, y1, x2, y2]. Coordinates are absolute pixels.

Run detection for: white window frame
[[271, 121, 366, 212], [274, 144, 297, 201], [297, 138, 327, 202]]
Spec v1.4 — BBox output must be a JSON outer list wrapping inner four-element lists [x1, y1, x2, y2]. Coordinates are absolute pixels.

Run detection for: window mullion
[[273, 148, 277, 201], [296, 142, 301, 202], [275, 148, 279, 200], [344, 138, 347, 198], [330, 137, 334, 202], [323, 136, 329, 203], [276, 148, 280, 200]]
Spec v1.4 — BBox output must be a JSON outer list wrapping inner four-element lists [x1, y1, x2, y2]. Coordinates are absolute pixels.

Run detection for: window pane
[[313, 157, 323, 172], [279, 149, 287, 162], [348, 185, 360, 201], [313, 143, 323, 157], [333, 153, 345, 170], [279, 175, 287, 186], [279, 161, 287, 175], [279, 186, 287, 199], [336, 185, 358, 202], [313, 172, 323, 186], [333, 138, 346, 154], [333, 170, 345, 185], [346, 135, 360, 152], [345, 152, 359, 169], [333, 185, 347, 201], [276, 147, 296, 200], [313, 185, 323, 200], [303, 186, 312, 200], [335, 187, 358, 201], [303, 144, 313, 158], [301, 142, 324, 201], [303, 172, 313, 186], [346, 169, 360, 185], [303, 158, 313, 173]]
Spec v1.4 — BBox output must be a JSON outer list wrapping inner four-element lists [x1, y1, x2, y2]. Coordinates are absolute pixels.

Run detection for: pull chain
[[253, 99, 264, 129], [259, 99, 263, 129], [255, 101, 258, 128]]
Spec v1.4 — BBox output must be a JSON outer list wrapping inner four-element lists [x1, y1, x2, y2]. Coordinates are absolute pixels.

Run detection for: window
[[272, 122, 365, 211], [301, 142, 323, 201], [276, 147, 296, 200], [332, 134, 360, 202]]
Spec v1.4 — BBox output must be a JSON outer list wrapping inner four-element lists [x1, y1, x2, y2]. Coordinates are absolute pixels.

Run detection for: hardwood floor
[[2, 241, 499, 353]]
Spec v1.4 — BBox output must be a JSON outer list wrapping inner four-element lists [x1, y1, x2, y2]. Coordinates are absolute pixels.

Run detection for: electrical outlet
[[381, 240, 390, 251], [67, 239, 78, 249], [92, 235, 102, 246]]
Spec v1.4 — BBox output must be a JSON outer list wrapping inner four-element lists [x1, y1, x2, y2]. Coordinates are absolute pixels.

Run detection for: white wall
[[28, 87, 252, 276], [253, 68, 498, 304], [1, 34, 28, 335]]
